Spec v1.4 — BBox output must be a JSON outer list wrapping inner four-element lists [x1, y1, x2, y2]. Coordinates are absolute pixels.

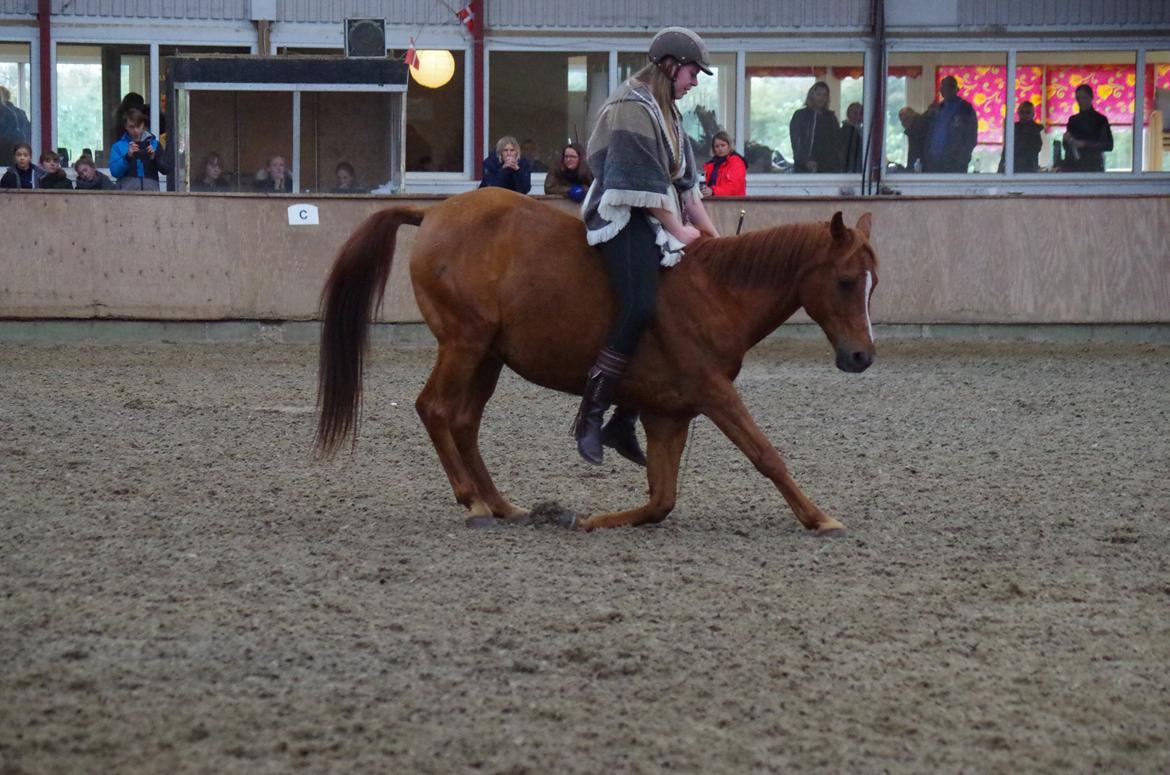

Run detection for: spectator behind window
[[73, 156, 116, 190], [922, 76, 978, 173], [1062, 83, 1114, 172], [0, 142, 35, 188], [191, 152, 232, 192], [254, 155, 293, 193], [0, 86, 32, 166], [543, 143, 593, 202], [37, 150, 73, 190], [109, 108, 170, 191], [897, 107, 929, 172], [479, 135, 531, 194], [700, 131, 747, 197], [331, 161, 367, 193], [998, 101, 1043, 174], [790, 81, 843, 173], [840, 102, 864, 174]]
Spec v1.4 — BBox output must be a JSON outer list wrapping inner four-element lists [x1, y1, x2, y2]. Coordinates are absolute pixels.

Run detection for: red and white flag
[[404, 37, 419, 71], [456, 2, 475, 33]]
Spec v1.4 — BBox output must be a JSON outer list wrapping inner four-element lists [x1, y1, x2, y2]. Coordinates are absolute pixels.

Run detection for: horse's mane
[[688, 222, 832, 288]]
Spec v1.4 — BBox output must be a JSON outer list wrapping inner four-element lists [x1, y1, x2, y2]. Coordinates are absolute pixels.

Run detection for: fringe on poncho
[[581, 80, 702, 267]]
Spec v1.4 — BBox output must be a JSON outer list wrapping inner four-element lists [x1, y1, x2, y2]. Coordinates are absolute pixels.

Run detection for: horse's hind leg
[[416, 344, 498, 518], [576, 413, 691, 530], [449, 355, 529, 521], [416, 344, 523, 520]]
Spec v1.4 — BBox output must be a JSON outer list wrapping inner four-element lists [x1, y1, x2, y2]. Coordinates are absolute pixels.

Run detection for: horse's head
[[799, 211, 878, 373]]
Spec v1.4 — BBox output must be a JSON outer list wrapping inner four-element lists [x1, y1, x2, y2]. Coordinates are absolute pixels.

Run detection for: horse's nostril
[[852, 351, 872, 368]]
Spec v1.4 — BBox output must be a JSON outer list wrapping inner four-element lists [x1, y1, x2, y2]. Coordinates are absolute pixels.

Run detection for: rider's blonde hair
[[631, 61, 685, 176]]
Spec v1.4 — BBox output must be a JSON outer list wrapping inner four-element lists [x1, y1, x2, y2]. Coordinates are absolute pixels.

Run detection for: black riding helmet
[[648, 27, 713, 75]]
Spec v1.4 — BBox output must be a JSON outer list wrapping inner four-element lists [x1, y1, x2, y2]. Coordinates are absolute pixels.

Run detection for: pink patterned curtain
[[935, 63, 1170, 144], [1046, 65, 1135, 126]]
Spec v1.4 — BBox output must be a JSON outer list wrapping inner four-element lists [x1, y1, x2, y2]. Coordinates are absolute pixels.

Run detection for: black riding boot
[[573, 348, 629, 465], [601, 406, 647, 467]]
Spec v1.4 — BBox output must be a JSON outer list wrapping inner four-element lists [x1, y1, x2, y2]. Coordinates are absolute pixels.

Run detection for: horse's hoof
[[556, 512, 579, 530], [814, 526, 847, 538], [465, 515, 505, 529]]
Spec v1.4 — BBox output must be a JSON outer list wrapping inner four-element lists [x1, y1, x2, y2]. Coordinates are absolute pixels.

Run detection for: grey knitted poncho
[[581, 79, 702, 266]]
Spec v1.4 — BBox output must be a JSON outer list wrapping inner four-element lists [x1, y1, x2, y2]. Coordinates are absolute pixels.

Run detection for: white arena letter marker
[[288, 203, 320, 226]]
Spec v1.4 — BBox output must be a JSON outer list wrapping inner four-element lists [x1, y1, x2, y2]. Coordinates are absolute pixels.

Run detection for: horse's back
[[410, 188, 614, 390]]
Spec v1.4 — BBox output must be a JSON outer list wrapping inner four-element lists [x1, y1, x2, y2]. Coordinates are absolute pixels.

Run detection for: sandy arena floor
[[1, 338, 1168, 774]]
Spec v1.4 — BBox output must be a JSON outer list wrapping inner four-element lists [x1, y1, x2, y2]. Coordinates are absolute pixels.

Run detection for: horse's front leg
[[702, 382, 844, 533], [576, 413, 691, 531]]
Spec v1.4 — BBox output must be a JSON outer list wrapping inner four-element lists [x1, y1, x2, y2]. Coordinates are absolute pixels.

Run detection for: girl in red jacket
[[700, 131, 746, 197]]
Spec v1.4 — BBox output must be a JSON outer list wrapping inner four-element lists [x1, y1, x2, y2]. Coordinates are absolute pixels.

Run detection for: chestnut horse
[[316, 188, 877, 532]]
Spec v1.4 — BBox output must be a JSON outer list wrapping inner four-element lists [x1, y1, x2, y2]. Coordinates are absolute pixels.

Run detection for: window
[[183, 90, 294, 192], [391, 48, 465, 173], [489, 51, 609, 172], [300, 92, 402, 192], [745, 52, 865, 174], [56, 44, 149, 167], [1018, 51, 1137, 173], [0, 42, 32, 166], [885, 52, 1006, 174]]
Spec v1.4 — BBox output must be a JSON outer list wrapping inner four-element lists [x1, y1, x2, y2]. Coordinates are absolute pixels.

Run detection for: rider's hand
[[677, 224, 702, 245]]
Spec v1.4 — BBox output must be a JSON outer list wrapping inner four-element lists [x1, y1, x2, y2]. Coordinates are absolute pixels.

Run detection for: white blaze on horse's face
[[864, 269, 874, 343]]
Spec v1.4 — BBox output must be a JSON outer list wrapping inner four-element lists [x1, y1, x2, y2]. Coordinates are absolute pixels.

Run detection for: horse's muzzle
[[836, 347, 874, 373]]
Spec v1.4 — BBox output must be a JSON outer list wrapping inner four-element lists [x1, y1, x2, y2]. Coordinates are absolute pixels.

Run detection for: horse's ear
[[830, 211, 848, 242], [856, 212, 872, 238]]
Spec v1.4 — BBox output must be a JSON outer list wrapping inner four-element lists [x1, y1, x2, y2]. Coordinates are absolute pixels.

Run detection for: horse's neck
[[699, 225, 817, 342]]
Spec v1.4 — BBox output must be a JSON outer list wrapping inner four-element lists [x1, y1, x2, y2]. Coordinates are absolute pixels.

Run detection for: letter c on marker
[[299, 209, 308, 220]]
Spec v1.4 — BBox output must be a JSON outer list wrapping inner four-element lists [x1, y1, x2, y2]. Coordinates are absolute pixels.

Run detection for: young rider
[[575, 27, 721, 465]]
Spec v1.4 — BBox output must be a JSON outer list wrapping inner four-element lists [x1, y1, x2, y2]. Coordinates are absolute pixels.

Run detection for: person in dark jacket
[[0, 86, 31, 166], [479, 135, 531, 194], [898, 107, 928, 171], [190, 152, 233, 192], [998, 101, 1043, 173], [1062, 83, 1114, 172], [789, 81, 842, 173], [922, 76, 979, 173], [0, 142, 35, 188], [839, 101, 864, 174], [543, 142, 593, 201], [109, 108, 170, 191], [73, 156, 116, 190], [330, 161, 367, 193], [36, 150, 72, 189]]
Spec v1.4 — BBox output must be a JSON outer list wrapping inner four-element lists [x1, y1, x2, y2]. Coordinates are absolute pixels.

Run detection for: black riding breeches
[[599, 210, 659, 357]]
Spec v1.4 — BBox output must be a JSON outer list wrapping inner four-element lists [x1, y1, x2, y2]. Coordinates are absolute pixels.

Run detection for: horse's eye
[[836, 277, 857, 292]]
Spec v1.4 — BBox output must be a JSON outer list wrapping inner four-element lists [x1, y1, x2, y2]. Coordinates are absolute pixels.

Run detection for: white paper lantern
[[410, 50, 456, 89]]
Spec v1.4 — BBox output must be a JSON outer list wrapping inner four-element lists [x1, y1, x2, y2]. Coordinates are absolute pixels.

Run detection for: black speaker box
[[345, 18, 386, 58]]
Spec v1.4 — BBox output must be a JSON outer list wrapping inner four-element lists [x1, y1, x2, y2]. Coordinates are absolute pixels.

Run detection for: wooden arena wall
[[1, 193, 1167, 325]]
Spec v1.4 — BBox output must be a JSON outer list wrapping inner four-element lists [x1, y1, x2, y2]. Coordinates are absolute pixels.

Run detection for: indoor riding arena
[[3, 193, 1168, 774], [4, 1, 1170, 773]]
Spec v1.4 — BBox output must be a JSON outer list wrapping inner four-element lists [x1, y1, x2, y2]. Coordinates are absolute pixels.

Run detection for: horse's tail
[[315, 205, 425, 457]]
